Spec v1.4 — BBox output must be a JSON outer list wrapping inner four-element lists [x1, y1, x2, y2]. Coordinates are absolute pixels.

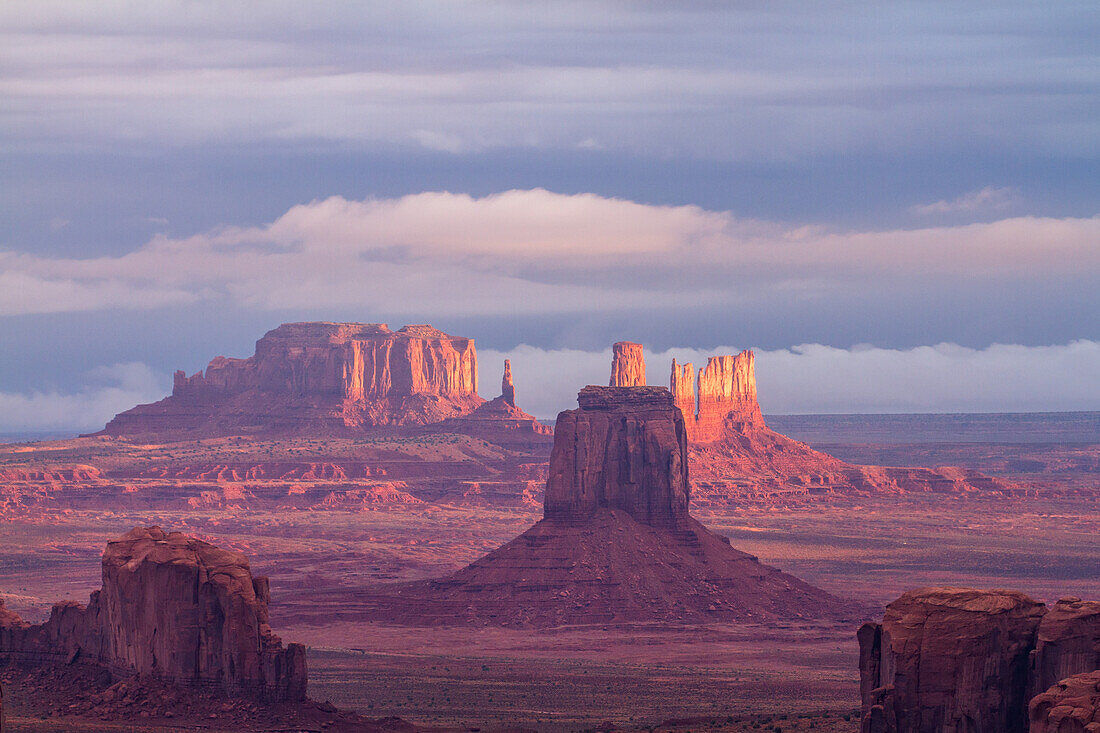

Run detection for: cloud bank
[[2, 189, 1097, 322], [482, 341, 1100, 419], [0, 363, 168, 434]]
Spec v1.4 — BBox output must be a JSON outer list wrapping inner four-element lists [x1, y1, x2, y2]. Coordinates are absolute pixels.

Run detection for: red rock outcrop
[[0, 527, 305, 702], [544, 386, 688, 527], [665, 344, 1023, 503], [103, 322, 485, 437], [1030, 670, 1100, 733], [1031, 597, 1100, 696], [858, 587, 1047, 733], [362, 385, 866, 626], [610, 341, 646, 387]]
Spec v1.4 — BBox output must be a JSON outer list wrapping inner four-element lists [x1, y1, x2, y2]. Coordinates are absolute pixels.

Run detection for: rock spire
[[610, 341, 646, 387]]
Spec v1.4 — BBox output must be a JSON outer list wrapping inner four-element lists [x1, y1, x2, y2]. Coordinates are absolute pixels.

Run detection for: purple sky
[[1, 1, 1098, 431]]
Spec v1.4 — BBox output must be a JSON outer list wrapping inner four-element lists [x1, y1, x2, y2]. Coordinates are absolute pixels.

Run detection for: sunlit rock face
[[103, 322, 485, 436], [674, 351, 764, 442], [609, 341, 647, 387]]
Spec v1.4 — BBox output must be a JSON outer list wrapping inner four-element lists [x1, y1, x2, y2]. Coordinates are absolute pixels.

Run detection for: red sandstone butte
[[365, 385, 865, 627], [610, 341, 646, 387], [1029, 670, 1100, 733], [0, 527, 305, 702], [858, 587, 1046, 733], [102, 322, 485, 437]]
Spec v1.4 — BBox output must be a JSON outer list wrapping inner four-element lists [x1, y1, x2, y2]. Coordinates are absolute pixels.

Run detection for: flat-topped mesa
[[544, 385, 689, 527], [501, 359, 515, 407], [0, 526, 306, 702], [610, 341, 646, 387], [104, 322, 486, 436]]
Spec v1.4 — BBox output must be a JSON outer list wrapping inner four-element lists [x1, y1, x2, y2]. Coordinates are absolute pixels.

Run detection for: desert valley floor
[[1, 412, 1098, 731]]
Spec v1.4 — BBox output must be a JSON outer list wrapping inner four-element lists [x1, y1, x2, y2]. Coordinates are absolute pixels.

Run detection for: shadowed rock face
[[859, 587, 1047, 733], [362, 384, 866, 627], [103, 322, 484, 436], [0, 527, 305, 702], [1030, 670, 1100, 733], [1031, 597, 1100, 698], [610, 341, 646, 387], [544, 386, 689, 527]]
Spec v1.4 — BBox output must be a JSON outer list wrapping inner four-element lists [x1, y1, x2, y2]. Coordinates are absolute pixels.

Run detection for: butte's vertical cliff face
[[858, 587, 1046, 733], [609, 341, 647, 387], [671, 351, 764, 442], [0, 527, 306, 702], [104, 322, 485, 436], [1030, 597, 1100, 697], [543, 386, 689, 527]]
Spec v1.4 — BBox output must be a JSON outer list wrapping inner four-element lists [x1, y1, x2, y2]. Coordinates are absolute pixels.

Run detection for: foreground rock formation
[[1032, 597, 1100, 696], [0, 527, 305, 702], [103, 322, 486, 437], [1030, 670, 1100, 733], [360, 384, 865, 626], [859, 587, 1100, 733]]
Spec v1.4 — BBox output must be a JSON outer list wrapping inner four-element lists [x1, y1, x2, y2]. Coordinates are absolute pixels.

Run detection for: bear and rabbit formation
[[0, 526, 306, 702], [360, 348, 867, 626]]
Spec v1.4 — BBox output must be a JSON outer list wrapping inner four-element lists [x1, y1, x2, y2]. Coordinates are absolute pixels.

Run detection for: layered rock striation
[[859, 587, 1100, 733], [0, 527, 305, 702], [362, 384, 865, 626], [103, 322, 485, 437]]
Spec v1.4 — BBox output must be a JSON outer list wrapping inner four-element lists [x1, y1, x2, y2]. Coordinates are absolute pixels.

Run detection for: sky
[[1, 1, 1098, 432]]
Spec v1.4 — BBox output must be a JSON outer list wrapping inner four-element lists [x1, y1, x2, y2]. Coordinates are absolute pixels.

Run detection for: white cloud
[[0, 189, 1096, 317], [911, 186, 1024, 216], [0, 362, 169, 433], [482, 341, 1100, 418]]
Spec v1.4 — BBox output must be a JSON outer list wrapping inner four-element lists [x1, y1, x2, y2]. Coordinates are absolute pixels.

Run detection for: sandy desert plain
[[1, 408, 1097, 732]]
